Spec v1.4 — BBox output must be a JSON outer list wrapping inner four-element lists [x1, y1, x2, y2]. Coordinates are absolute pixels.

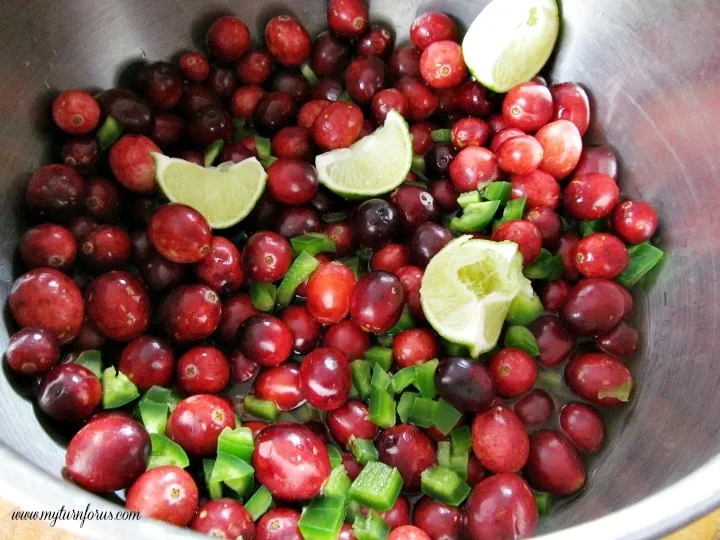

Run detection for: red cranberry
[[388, 526, 431, 540], [530, 315, 575, 368], [409, 223, 452, 267], [561, 278, 632, 336], [435, 357, 495, 412], [351, 271, 405, 333], [230, 85, 265, 120], [612, 199, 659, 244], [216, 293, 259, 344], [357, 24, 394, 58], [395, 265, 425, 321], [390, 185, 438, 232], [497, 135, 544, 175], [96, 89, 154, 134], [280, 305, 322, 354], [313, 101, 364, 152], [271, 127, 313, 162], [575, 233, 629, 278], [557, 232, 581, 281], [524, 430, 586, 496], [238, 314, 293, 367], [137, 61, 182, 109], [371, 244, 411, 273], [61, 137, 100, 175], [515, 389, 555, 426], [73, 321, 106, 352], [177, 346, 230, 395], [80, 225, 131, 270], [377, 425, 436, 491], [327, 0, 369, 38], [86, 271, 150, 341], [9, 268, 84, 344], [574, 145, 618, 180], [502, 83, 553, 132], [243, 231, 292, 282], [267, 159, 319, 205], [188, 105, 232, 146], [159, 284, 222, 342], [536, 119, 583, 179], [299, 99, 331, 130], [594, 320, 639, 358], [306, 261, 356, 324], [244, 421, 268, 439], [413, 497, 463, 540], [5, 327, 60, 375], [451, 117, 490, 148], [191, 498, 254, 538], [551, 82, 590, 136], [491, 127, 525, 153], [410, 12, 458, 50], [396, 77, 438, 121], [38, 364, 101, 421], [312, 31, 352, 77], [207, 66, 236, 99], [449, 146, 498, 191], [343, 452, 363, 479], [300, 347, 351, 410], [271, 69, 311, 104], [538, 279, 571, 312], [236, 48, 273, 84], [563, 173, 620, 220], [275, 207, 322, 238], [322, 320, 370, 361], [206, 16, 250, 62], [256, 508, 302, 540], [66, 415, 149, 492], [253, 423, 331, 501], [419, 41, 466, 89], [19, 223, 77, 271], [84, 177, 120, 221], [229, 350, 259, 384], [25, 164, 85, 221], [392, 329, 439, 369], [565, 352, 633, 407], [389, 46, 421, 80], [327, 400, 377, 448], [560, 403, 605, 454], [372, 88, 409, 124], [464, 474, 538, 540], [255, 363, 304, 410], [428, 179, 458, 212], [193, 236, 244, 294], [179, 51, 210, 82], [126, 466, 199, 526], [487, 347, 538, 398], [119, 335, 175, 391], [525, 206, 562, 249], [139, 250, 187, 292], [491, 219, 542, 265], [167, 394, 236, 456], [457, 80, 495, 117], [487, 114, 509, 134], [180, 85, 220, 115], [409, 123, 435, 156], [52, 90, 100, 134], [71, 216, 99, 243], [472, 405, 529, 473], [467, 454, 487, 487], [265, 15, 311, 67], [108, 135, 160, 193], [365, 494, 411, 530], [323, 221, 355, 256]]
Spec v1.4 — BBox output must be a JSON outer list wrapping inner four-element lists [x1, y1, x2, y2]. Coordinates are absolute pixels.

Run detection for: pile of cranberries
[[4, 1, 660, 539]]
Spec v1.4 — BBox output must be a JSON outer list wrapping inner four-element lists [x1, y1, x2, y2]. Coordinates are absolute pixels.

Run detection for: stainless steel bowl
[[1, 0, 719, 538]]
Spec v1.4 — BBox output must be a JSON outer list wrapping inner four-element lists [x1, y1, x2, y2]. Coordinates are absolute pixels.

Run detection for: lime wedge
[[462, 0, 560, 93], [315, 109, 412, 199], [420, 236, 533, 357], [152, 154, 267, 229]]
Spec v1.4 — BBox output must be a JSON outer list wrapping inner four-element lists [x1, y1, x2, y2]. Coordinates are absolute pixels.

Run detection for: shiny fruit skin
[[524, 430, 586, 496], [158, 284, 222, 343], [85, 271, 150, 342], [350, 271, 405, 333], [126, 466, 199, 526], [377, 424, 437, 491], [237, 314, 293, 367], [299, 347, 351, 411], [166, 394, 236, 456], [190, 498, 255, 538], [38, 364, 101, 422], [565, 352, 634, 407], [5, 327, 60, 375], [471, 405, 529, 473], [306, 261, 356, 324]]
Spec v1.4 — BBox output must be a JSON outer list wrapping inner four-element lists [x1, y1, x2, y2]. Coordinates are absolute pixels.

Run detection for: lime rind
[[420, 236, 533, 357], [315, 109, 412, 199], [462, 0, 560, 93], [153, 154, 267, 229]]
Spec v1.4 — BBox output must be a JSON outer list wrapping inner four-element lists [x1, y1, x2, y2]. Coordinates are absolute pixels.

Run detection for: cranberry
[[393, 329, 439, 369], [280, 305, 322, 354], [345, 56, 386, 104], [271, 69, 311, 104], [490, 127, 525, 153], [396, 77, 438, 121], [126, 466, 199, 527], [137, 62, 182, 109], [410, 12, 458, 50], [561, 278, 632, 335], [515, 389, 555, 426], [487, 347, 538, 398], [312, 31, 352, 77], [371, 244, 411, 273], [510, 172, 561, 213], [612, 199, 659, 244], [19, 223, 77, 271], [192, 236, 244, 294], [343, 452, 363, 479], [551, 82, 591, 136], [61, 137, 100, 175], [388, 526, 431, 540], [525, 206, 562, 249], [362, 494, 411, 530], [323, 221, 355, 256], [82, 177, 120, 222], [253, 423, 331, 500], [238, 314, 293, 367], [535, 119, 583, 179], [428, 179, 458, 212], [372, 88, 409, 124], [97, 89, 154, 134], [350, 271, 405, 333], [118, 335, 175, 391], [272, 127, 313, 162], [191, 498, 254, 538], [327, 0, 369, 38], [255, 363, 304, 410], [449, 146, 498, 191], [467, 454, 487, 487], [275, 207, 322, 238], [425, 142, 455, 177], [177, 149, 204, 165], [140, 250, 187, 292], [207, 66, 237, 99], [167, 394, 235, 456], [227, 351, 257, 384], [377, 425, 436, 491], [299, 347, 351, 410], [502, 83, 553, 132], [256, 508, 302, 540], [389, 46, 421, 80], [66, 414, 149, 492], [538, 279, 571, 312], [264, 15, 311, 67], [351, 199, 400, 248], [530, 315, 575, 368], [564, 173, 620, 220], [457, 80, 495, 117], [491, 219, 542, 265], [73, 321, 106, 352], [206, 16, 250, 62], [230, 86, 265, 120], [419, 41, 466, 89], [595, 320, 639, 358], [52, 90, 100, 134], [79, 225, 131, 270], [322, 320, 370, 361], [413, 496, 463, 540], [9, 268, 84, 344], [188, 105, 232, 146], [496, 135, 544, 175], [71, 216, 99, 243], [216, 293, 259, 344], [451, 117, 490, 148], [575, 233, 629, 278], [25, 164, 85, 221], [176, 346, 230, 395], [464, 473, 538, 540], [266, 159, 319, 207], [357, 24, 394, 58], [180, 85, 220, 115], [395, 265, 425, 321], [179, 51, 210, 82], [565, 352, 634, 407], [159, 284, 221, 342], [560, 403, 605, 454], [390, 185, 438, 232], [574, 145, 618, 180], [327, 400, 377, 448], [85, 271, 150, 341], [37, 363, 101, 421], [298, 99, 332, 130], [408, 223, 452, 267], [435, 357, 495, 412], [557, 232, 581, 281], [254, 92, 297, 136], [108, 135, 160, 193], [472, 405, 529, 473], [487, 114, 509, 134], [147, 203, 211, 263], [243, 231, 292, 282], [245, 421, 268, 439], [524, 430, 586, 496], [233, 49, 270, 86], [5, 327, 60, 375]]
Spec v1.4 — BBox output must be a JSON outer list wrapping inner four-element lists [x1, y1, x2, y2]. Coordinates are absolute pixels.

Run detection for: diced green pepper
[[364, 347, 393, 372], [101, 366, 139, 409], [391, 366, 417, 394], [457, 191, 481, 208], [276, 251, 321, 308], [368, 388, 396, 428], [350, 360, 373, 400], [74, 349, 102, 378], [250, 281, 276, 312], [617, 241, 665, 288], [523, 249, 564, 280], [211, 451, 255, 497], [450, 200, 500, 233], [139, 399, 169, 435], [353, 510, 390, 540], [147, 433, 189, 469], [203, 139, 224, 167], [431, 128, 452, 143], [244, 395, 279, 422], [97, 116, 123, 150], [245, 486, 274, 521], [482, 181, 513, 203], [349, 436, 379, 465], [578, 219, 607, 237], [442, 339, 469, 357], [421, 465, 471, 506], [299, 496, 346, 540], [348, 462, 403, 511], [339, 256, 361, 279], [291, 233, 337, 257], [203, 459, 223, 499], [217, 426, 254, 463], [504, 326, 540, 356], [535, 492, 552, 516], [255, 136, 272, 165], [496, 195, 526, 227], [322, 211, 348, 223], [345, 499, 363, 523], [375, 334, 394, 348], [339, 91, 353, 103], [327, 445, 343, 470], [437, 441, 452, 468], [506, 290, 544, 325], [324, 465, 352, 498], [387, 304, 415, 335], [408, 397, 437, 428], [397, 392, 419, 424], [301, 62, 319, 85], [411, 155, 426, 174], [450, 426, 472, 456], [370, 364, 392, 391], [414, 359, 439, 399], [432, 398, 463, 435]]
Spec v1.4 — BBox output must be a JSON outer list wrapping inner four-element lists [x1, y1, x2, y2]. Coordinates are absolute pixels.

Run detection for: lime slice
[[420, 236, 533, 357], [152, 154, 267, 229], [315, 109, 412, 199], [462, 0, 560, 93]]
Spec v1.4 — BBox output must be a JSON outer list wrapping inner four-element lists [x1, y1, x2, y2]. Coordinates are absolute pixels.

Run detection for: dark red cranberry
[[346, 55, 386, 104], [158, 284, 221, 342], [306, 261, 356, 324], [449, 146, 498, 191], [502, 83, 553, 132], [538, 279, 571, 312], [428, 179, 458, 211], [253, 423, 331, 500], [395, 265, 425, 321], [267, 159, 319, 205], [238, 314, 293, 367], [524, 430, 586, 495], [464, 474, 538, 539], [177, 346, 230, 395], [84, 177, 120, 221], [253, 91, 297, 136], [126, 466, 199, 526], [529, 315, 576, 368], [256, 508, 302, 540], [435, 357, 494, 412], [229, 350, 259, 384], [118, 336, 175, 391], [70, 216, 98, 243], [565, 352, 633, 407], [322, 320, 369, 362], [299, 347, 351, 410], [271, 127, 313, 162], [535, 119, 583, 179], [167, 394, 236, 456], [73, 321, 106, 352], [179, 51, 210, 82], [409, 223, 452, 267], [408, 122, 435, 155], [191, 498, 254, 538], [236, 48, 273, 85], [413, 497, 463, 540], [108, 135, 160, 193], [563, 173, 620, 220], [312, 31, 352, 77], [488, 114, 509, 134], [139, 250, 187, 292], [525, 206, 562, 249], [312, 78, 345, 102], [557, 232, 581, 281], [52, 89, 100, 134], [350, 271, 405, 333], [265, 15, 311, 67], [390, 185, 438, 232], [271, 68, 311, 104], [5, 327, 60, 375], [220, 141, 254, 164], [275, 207, 322, 238], [560, 278, 632, 335], [206, 16, 250, 62], [9, 268, 84, 344], [277, 306, 320, 354], [323, 221, 355, 256], [487, 347, 538, 398], [371, 88, 409, 124], [594, 320, 639, 358], [342, 452, 363, 479], [396, 77, 438, 121], [515, 389, 555, 426], [472, 405, 529, 473], [38, 364, 101, 421], [392, 328, 439, 369], [351, 199, 400, 248], [19, 223, 77, 271], [207, 65, 237, 98], [327, 0, 369, 38], [357, 24, 394, 58], [466, 454, 487, 487], [551, 82, 591, 136], [79, 225, 131, 270], [419, 41, 467, 89], [243, 231, 292, 282], [216, 293, 259, 344], [612, 199, 659, 244], [389, 46, 421, 80], [371, 244, 410, 273], [255, 363, 304, 410], [25, 164, 85, 221], [574, 145, 618, 180], [193, 236, 244, 294], [327, 400, 377, 448], [377, 425, 436, 491], [96, 89, 154, 134], [457, 81, 495, 117], [361, 494, 411, 530], [451, 117, 490, 148], [188, 105, 232, 146], [180, 85, 221, 115], [560, 403, 605, 454], [230, 85, 265, 120], [61, 137, 100, 175], [491, 219, 543, 265], [575, 233, 629, 278], [148, 203, 212, 263], [137, 61, 182, 109], [66, 415, 149, 492], [410, 12, 458, 50]]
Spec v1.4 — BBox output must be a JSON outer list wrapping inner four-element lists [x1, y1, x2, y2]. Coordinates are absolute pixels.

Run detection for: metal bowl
[[0, 0, 719, 538]]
